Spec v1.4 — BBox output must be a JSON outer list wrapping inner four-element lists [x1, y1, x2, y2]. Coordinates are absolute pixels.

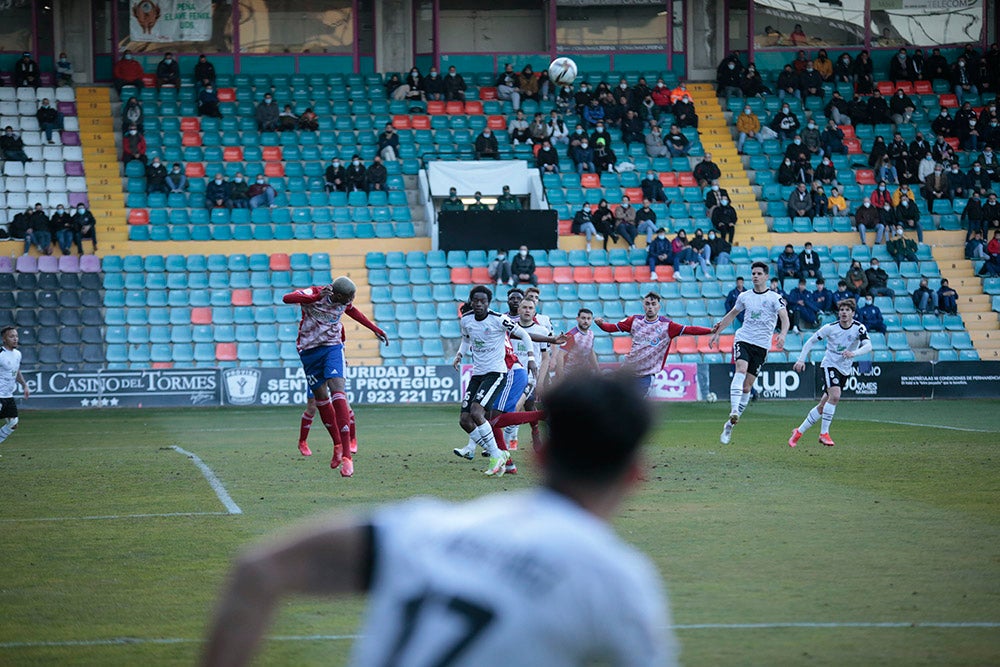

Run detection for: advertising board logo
[[223, 368, 261, 405], [754, 370, 800, 398]]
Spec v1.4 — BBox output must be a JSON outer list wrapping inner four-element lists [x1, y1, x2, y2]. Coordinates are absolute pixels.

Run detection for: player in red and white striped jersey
[[555, 308, 599, 380]]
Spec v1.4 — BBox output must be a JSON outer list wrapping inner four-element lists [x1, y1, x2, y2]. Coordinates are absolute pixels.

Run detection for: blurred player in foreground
[[0, 327, 28, 447], [202, 371, 679, 667], [283, 277, 388, 477], [789, 299, 871, 447]]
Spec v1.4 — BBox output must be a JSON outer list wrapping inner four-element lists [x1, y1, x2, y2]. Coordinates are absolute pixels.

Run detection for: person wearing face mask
[[644, 125, 668, 158], [25, 203, 52, 255], [961, 191, 986, 241], [889, 88, 916, 125], [423, 66, 445, 101], [247, 175, 277, 209], [495, 185, 521, 212], [967, 161, 992, 195], [641, 170, 667, 203], [739, 64, 770, 98], [770, 103, 800, 141], [814, 155, 837, 186], [443, 66, 467, 101], [145, 157, 169, 195], [35, 98, 63, 144], [856, 295, 887, 334], [951, 57, 978, 105], [325, 158, 346, 192], [650, 79, 672, 118], [716, 55, 743, 98], [917, 152, 939, 185], [516, 64, 541, 105], [572, 201, 602, 251], [166, 163, 187, 194], [56, 52, 74, 88], [582, 98, 605, 130], [474, 127, 500, 160], [156, 51, 180, 88], [688, 229, 712, 273], [853, 50, 875, 94], [73, 204, 98, 254], [823, 91, 851, 128], [798, 62, 823, 102], [535, 139, 559, 174], [496, 63, 521, 112], [706, 229, 730, 265], [776, 157, 797, 187], [571, 136, 595, 173], [229, 172, 250, 208], [982, 192, 1000, 231], [833, 53, 854, 84], [440, 187, 464, 212], [635, 198, 658, 244], [866, 90, 892, 126], [854, 197, 884, 245], [51, 205, 76, 256], [711, 195, 737, 244], [278, 104, 299, 132], [801, 120, 822, 158], [736, 106, 765, 153], [345, 155, 368, 192], [508, 109, 531, 145], [528, 112, 549, 145], [776, 65, 800, 102], [194, 54, 216, 90], [614, 197, 638, 249], [620, 109, 644, 148], [895, 195, 923, 243], [205, 173, 232, 209], [366, 156, 388, 192], [510, 246, 538, 287], [692, 153, 721, 188], [888, 48, 911, 85], [384, 73, 407, 102], [977, 146, 999, 181], [122, 96, 145, 133], [589, 121, 611, 149], [672, 94, 698, 129], [670, 230, 697, 274], [466, 191, 490, 212], [487, 249, 513, 286], [864, 259, 894, 298], [592, 199, 618, 249], [198, 83, 222, 118], [255, 94, 280, 132], [646, 228, 673, 280], [704, 181, 728, 218], [827, 187, 848, 216], [113, 50, 145, 93], [547, 111, 569, 145], [592, 137, 617, 174], [922, 163, 951, 213], [664, 124, 689, 158], [121, 123, 147, 165], [404, 66, 425, 102], [787, 182, 813, 220]]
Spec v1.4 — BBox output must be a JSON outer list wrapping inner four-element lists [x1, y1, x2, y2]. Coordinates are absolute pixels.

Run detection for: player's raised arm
[[843, 330, 873, 359], [508, 320, 538, 373], [595, 315, 633, 333], [668, 322, 714, 337], [710, 300, 744, 345], [344, 304, 389, 344], [793, 329, 823, 372], [281, 286, 326, 304]]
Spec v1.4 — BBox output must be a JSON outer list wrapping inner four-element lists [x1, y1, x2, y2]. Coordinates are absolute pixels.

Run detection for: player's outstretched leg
[[298, 407, 314, 456], [332, 392, 354, 476], [348, 409, 358, 454], [315, 398, 343, 469], [789, 405, 821, 447], [0, 417, 17, 445], [818, 403, 837, 446]]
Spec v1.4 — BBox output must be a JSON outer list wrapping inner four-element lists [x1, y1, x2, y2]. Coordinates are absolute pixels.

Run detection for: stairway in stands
[[686, 83, 770, 247], [76, 86, 128, 254], [932, 244, 1000, 359]]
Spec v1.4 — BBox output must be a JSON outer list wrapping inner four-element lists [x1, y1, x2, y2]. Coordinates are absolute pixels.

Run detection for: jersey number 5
[[382, 592, 496, 667]]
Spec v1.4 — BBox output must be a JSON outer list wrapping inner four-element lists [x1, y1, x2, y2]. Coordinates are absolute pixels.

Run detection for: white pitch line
[[0, 511, 231, 523], [170, 446, 243, 515], [851, 419, 996, 434], [1, 623, 997, 649]]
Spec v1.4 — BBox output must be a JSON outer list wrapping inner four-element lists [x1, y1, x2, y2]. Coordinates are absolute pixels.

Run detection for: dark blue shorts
[[492, 368, 529, 412], [299, 345, 344, 390]]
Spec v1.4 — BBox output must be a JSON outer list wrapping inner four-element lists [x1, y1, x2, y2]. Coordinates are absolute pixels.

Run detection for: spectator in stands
[[802, 119, 822, 158], [853, 50, 875, 93], [487, 250, 512, 286], [895, 196, 923, 242], [957, 105, 981, 151], [925, 48, 949, 81], [736, 104, 763, 153], [810, 278, 835, 314], [73, 204, 97, 253], [325, 157, 346, 192], [777, 156, 798, 186], [166, 163, 186, 193], [26, 203, 52, 255], [827, 187, 848, 216], [708, 229, 731, 265], [776, 244, 800, 279], [536, 139, 559, 174], [146, 156, 168, 194], [951, 57, 978, 104], [798, 241, 822, 279], [366, 155, 388, 192], [345, 155, 368, 192], [833, 53, 854, 84], [689, 229, 712, 271], [571, 136, 595, 173], [704, 182, 728, 218], [384, 73, 406, 101], [402, 67, 424, 102], [555, 84, 574, 115], [52, 205, 75, 255], [931, 137, 956, 167], [528, 113, 548, 145], [255, 93, 279, 132], [508, 110, 532, 145], [978, 146, 999, 181], [916, 151, 938, 185], [799, 62, 823, 101], [247, 175, 276, 209], [983, 118, 1000, 148], [888, 49, 911, 84], [635, 199, 658, 244], [113, 51, 144, 93], [444, 66, 466, 101], [857, 296, 887, 333], [847, 92, 869, 126], [776, 64, 800, 101], [156, 52, 180, 88], [423, 66, 445, 101], [671, 230, 698, 273], [121, 123, 147, 164], [866, 90, 892, 126], [931, 108, 955, 139], [121, 97, 144, 133], [887, 225, 918, 267], [711, 194, 737, 244], [593, 138, 617, 173], [980, 231, 1000, 276], [693, 153, 721, 187], [572, 201, 601, 252], [983, 192, 1000, 231], [922, 163, 951, 213], [614, 196, 638, 249], [548, 110, 569, 145], [725, 276, 746, 322], [7, 208, 31, 248], [790, 24, 808, 45], [717, 55, 743, 98], [833, 279, 860, 307], [194, 54, 216, 89], [574, 81, 594, 116], [865, 259, 894, 297], [911, 277, 936, 313], [630, 77, 651, 110], [56, 52, 73, 87], [910, 132, 931, 163], [466, 191, 490, 212], [439, 187, 464, 212], [205, 173, 232, 209], [787, 182, 813, 219], [875, 156, 898, 186], [664, 124, 689, 157], [650, 79, 672, 118], [879, 199, 898, 236], [36, 98, 62, 144], [278, 104, 298, 132], [474, 128, 499, 160], [198, 83, 221, 118], [593, 199, 617, 249], [855, 197, 884, 245], [788, 279, 818, 330], [14, 51, 39, 88], [297, 107, 318, 132], [229, 173, 250, 208], [739, 64, 770, 98], [641, 170, 667, 203], [960, 190, 984, 240], [936, 279, 959, 315], [814, 156, 837, 187], [889, 88, 916, 126], [673, 93, 697, 129], [968, 162, 991, 195], [517, 64, 542, 104], [511, 246, 538, 286], [770, 103, 800, 141], [604, 94, 627, 129], [495, 185, 520, 212], [583, 98, 605, 130], [647, 228, 673, 280]]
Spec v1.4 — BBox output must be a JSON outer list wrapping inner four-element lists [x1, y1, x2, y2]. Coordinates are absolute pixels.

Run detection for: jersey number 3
[[382, 592, 496, 667]]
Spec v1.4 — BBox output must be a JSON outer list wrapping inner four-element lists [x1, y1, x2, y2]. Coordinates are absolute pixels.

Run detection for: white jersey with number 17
[[733, 289, 786, 350]]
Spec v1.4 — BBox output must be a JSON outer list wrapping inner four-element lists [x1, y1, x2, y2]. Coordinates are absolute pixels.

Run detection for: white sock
[[820, 404, 837, 435], [458, 435, 476, 454], [738, 391, 752, 415], [503, 425, 518, 443], [729, 373, 746, 415], [473, 423, 500, 457], [798, 407, 821, 433], [0, 424, 10, 444]]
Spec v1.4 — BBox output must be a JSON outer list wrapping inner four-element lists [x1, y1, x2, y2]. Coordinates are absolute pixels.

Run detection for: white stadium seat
[[20, 130, 42, 146], [2, 162, 24, 176], [66, 176, 87, 191], [7, 192, 27, 209], [0, 102, 17, 117], [62, 146, 83, 161], [27, 191, 48, 206], [23, 146, 42, 161], [19, 117, 39, 131], [55, 88, 75, 102], [46, 176, 66, 192], [15, 87, 37, 102], [62, 116, 79, 131], [43, 160, 63, 176], [42, 146, 62, 161], [0, 89, 14, 101], [35, 87, 55, 101], [47, 192, 69, 209], [24, 161, 44, 176], [17, 101, 37, 115]]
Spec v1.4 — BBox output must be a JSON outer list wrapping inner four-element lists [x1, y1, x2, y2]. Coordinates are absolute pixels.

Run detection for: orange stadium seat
[[445, 101, 464, 114], [855, 169, 875, 185], [612, 336, 632, 355], [217, 88, 235, 102], [180, 117, 200, 132], [716, 335, 734, 354], [231, 289, 253, 306], [181, 132, 202, 147], [262, 146, 283, 161], [944, 137, 960, 150], [392, 115, 411, 129], [552, 267, 574, 283], [659, 172, 678, 187], [427, 101, 446, 114], [141, 73, 157, 87], [128, 209, 149, 225], [633, 266, 651, 282], [939, 94, 958, 108], [152, 362, 174, 369], [656, 266, 675, 281], [470, 267, 491, 283], [411, 115, 430, 129], [534, 267, 553, 283], [269, 253, 291, 271], [844, 138, 861, 154], [580, 173, 600, 188], [216, 343, 237, 361], [914, 80, 932, 94], [223, 146, 243, 161], [487, 115, 506, 130], [465, 101, 483, 114], [593, 266, 614, 283], [479, 87, 497, 101], [896, 81, 914, 94], [840, 125, 855, 139], [674, 336, 698, 354], [185, 162, 206, 177], [677, 172, 697, 187], [191, 307, 212, 324], [572, 267, 593, 282], [876, 81, 895, 95], [613, 266, 635, 282], [450, 267, 471, 283], [557, 220, 572, 235], [264, 162, 285, 176], [625, 187, 642, 201], [696, 336, 716, 353]]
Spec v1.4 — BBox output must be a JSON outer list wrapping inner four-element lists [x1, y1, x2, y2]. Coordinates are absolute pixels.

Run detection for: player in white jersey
[[202, 372, 679, 667], [0, 327, 29, 447], [710, 261, 790, 444], [523, 286, 554, 391], [454, 286, 535, 476], [789, 299, 872, 447]]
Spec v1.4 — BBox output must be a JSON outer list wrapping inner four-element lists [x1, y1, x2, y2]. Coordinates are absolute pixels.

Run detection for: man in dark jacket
[[444, 66, 467, 101], [14, 52, 39, 88], [864, 258, 894, 297], [366, 156, 388, 192], [345, 155, 368, 192], [711, 196, 737, 244], [325, 158, 346, 192], [857, 296, 887, 333], [809, 278, 835, 313], [205, 173, 232, 209], [36, 98, 62, 144], [194, 54, 216, 89], [145, 156, 169, 194], [776, 244, 800, 279], [0, 126, 30, 163], [692, 154, 721, 187], [646, 228, 673, 281], [51, 205, 76, 255], [255, 94, 280, 132], [156, 52, 181, 88], [725, 277, 746, 323], [474, 129, 500, 160], [798, 242, 822, 279], [640, 170, 667, 203], [511, 246, 538, 286]]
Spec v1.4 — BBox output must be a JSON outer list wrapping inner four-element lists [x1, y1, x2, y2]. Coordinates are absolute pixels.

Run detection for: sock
[[472, 422, 500, 457], [730, 373, 746, 415], [503, 424, 518, 443], [798, 407, 821, 434], [490, 421, 509, 452], [738, 391, 752, 415], [298, 411, 314, 443], [348, 409, 357, 447], [0, 424, 10, 444], [315, 398, 342, 447], [820, 403, 837, 435], [331, 393, 352, 459], [461, 434, 476, 454]]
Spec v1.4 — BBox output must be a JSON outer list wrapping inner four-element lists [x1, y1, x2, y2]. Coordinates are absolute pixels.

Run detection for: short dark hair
[[1, 326, 15, 338], [837, 280, 847, 287], [751, 261, 769, 272], [507, 287, 524, 297], [736, 276, 744, 282], [577, 308, 593, 317], [643, 291, 661, 302], [543, 371, 652, 484], [469, 285, 492, 302]]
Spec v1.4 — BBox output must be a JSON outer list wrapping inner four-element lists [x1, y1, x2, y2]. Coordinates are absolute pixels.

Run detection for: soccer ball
[[548, 57, 578, 86], [705, 392, 718, 403]]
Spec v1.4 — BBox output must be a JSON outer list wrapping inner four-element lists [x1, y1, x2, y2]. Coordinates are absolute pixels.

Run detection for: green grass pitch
[[0, 399, 998, 666]]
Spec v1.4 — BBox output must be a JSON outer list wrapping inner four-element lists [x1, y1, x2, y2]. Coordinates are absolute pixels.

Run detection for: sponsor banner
[[708, 363, 816, 400], [222, 365, 463, 407], [130, 0, 212, 43], [904, 361, 1000, 399], [647, 363, 701, 401], [822, 361, 934, 399], [22, 369, 219, 409]]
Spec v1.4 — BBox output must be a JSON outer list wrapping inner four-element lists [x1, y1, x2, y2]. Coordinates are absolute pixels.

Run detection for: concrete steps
[[932, 243, 1000, 359], [76, 86, 128, 255]]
